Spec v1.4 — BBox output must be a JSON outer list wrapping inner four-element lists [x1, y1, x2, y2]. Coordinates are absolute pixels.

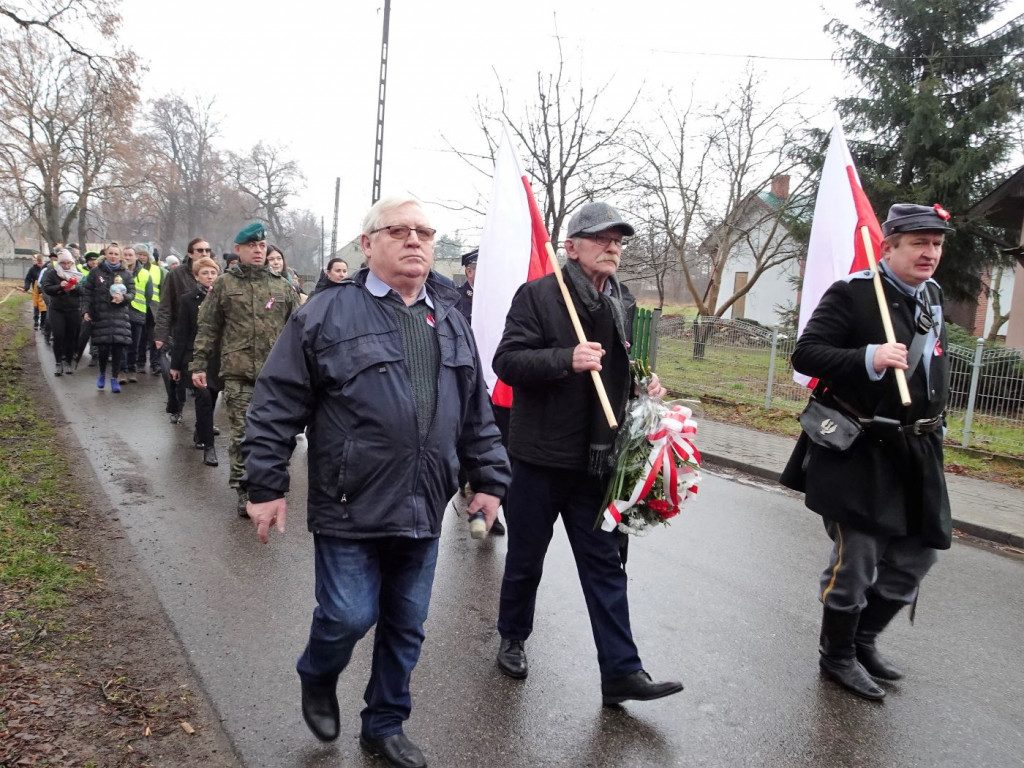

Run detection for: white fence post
[[765, 327, 779, 410], [961, 337, 985, 448]]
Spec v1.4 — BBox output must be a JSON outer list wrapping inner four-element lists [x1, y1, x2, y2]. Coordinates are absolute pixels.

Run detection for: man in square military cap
[[191, 222, 299, 517], [453, 248, 478, 323], [781, 202, 954, 701]]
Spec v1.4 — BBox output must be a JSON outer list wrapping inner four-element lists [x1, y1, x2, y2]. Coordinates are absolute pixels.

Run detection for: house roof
[[967, 165, 1024, 231]]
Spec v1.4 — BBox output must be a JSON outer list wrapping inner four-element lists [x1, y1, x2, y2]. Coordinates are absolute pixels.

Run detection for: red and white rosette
[[602, 404, 702, 532]]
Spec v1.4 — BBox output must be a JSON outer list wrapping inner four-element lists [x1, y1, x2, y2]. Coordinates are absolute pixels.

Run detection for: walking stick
[[543, 241, 618, 429], [859, 226, 912, 407]]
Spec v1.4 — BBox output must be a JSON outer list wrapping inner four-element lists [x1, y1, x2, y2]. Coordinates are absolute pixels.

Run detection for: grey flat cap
[[881, 203, 955, 237], [567, 202, 635, 238]]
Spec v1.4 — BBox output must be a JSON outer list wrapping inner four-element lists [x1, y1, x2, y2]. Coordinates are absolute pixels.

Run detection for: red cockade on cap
[[933, 203, 951, 221]]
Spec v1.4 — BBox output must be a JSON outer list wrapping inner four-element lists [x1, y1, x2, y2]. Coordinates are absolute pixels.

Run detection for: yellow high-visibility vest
[[147, 262, 164, 304], [130, 267, 151, 314]]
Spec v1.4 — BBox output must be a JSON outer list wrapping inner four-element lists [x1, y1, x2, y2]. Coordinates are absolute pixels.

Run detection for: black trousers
[[161, 347, 187, 414], [497, 461, 642, 682], [193, 386, 220, 446], [48, 308, 81, 365], [96, 344, 124, 375]]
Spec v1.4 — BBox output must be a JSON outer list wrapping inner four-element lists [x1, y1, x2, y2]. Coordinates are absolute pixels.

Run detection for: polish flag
[[473, 125, 554, 406], [794, 116, 882, 386]]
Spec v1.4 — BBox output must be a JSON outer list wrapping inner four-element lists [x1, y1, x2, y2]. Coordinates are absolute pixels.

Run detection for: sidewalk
[[699, 419, 1024, 549]]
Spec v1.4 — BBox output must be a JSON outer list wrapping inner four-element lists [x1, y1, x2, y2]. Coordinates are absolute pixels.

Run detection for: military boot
[[855, 593, 907, 681], [236, 489, 249, 518], [819, 607, 885, 700]]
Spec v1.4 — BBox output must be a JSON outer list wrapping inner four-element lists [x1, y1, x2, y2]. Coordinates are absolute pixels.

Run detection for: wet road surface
[[40, 339, 1024, 767]]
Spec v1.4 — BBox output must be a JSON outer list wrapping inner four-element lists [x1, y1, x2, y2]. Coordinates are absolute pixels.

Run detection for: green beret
[[234, 222, 266, 244]]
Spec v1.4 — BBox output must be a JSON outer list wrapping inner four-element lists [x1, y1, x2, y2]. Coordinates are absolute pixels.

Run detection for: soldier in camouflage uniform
[[190, 223, 298, 516]]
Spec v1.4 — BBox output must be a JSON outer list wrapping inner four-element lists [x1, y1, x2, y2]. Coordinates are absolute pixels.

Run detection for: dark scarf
[[564, 260, 632, 476]]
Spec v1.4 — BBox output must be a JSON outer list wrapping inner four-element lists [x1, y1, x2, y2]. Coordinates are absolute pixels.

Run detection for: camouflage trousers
[[222, 379, 255, 489]]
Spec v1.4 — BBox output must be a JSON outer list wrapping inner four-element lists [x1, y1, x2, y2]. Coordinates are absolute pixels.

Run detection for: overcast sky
[[114, 0, 1017, 244]]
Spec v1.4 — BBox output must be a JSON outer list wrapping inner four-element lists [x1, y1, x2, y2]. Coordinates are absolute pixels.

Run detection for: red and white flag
[[795, 116, 882, 386], [473, 125, 554, 406]]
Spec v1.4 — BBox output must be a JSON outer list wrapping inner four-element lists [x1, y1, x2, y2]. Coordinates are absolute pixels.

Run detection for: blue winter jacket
[[241, 269, 510, 539]]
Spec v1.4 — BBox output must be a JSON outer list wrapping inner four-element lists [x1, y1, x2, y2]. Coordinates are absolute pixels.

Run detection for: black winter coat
[[153, 257, 196, 345], [80, 260, 134, 347], [241, 269, 510, 539], [492, 269, 636, 471], [41, 268, 83, 314], [779, 270, 951, 549], [171, 284, 220, 389]]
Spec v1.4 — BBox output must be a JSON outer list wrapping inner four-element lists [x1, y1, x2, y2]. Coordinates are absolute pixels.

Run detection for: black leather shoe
[[204, 445, 219, 467], [496, 638, 528, 679], [490, 518, 506, 536], [300, 681, 339, 742], [601, 670, 683, 705], [359, 732, 427, 768]]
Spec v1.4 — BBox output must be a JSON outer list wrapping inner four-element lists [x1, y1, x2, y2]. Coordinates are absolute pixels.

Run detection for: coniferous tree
[[828, 0, 1024, 299]]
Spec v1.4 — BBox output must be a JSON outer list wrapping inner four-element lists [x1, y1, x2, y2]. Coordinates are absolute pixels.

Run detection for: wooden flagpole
[[859, 226, 912, 407], [543, 241, 618, 429]]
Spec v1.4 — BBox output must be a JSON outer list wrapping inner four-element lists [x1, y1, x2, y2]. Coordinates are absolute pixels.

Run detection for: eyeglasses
[[370, 225, 437, 242], [584, 234, 630, 248], [191, 247, 212, 254]]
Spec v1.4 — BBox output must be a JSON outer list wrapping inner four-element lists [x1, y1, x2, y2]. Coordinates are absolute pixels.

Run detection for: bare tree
[[0, 0, 119, 60], [984, 262, 1012, 342], [631, 72, 810, 318], [443, 34, 639, 243], [228, 141, 305, 246], [145, 94, 223, 248]]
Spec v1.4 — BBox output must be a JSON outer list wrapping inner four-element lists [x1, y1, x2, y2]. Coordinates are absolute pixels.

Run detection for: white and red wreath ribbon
[[602, 404, 702, 532]]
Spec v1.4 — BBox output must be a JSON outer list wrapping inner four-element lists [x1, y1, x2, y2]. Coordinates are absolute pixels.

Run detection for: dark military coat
[[190, 262, 298, 383], [779, 270, 952, 549], [454, 281, 474, 323]]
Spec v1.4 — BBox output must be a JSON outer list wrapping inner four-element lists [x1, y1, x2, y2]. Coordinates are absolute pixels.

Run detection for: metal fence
[[0, 258, 32, 282], [653, 315, 1024, 457]]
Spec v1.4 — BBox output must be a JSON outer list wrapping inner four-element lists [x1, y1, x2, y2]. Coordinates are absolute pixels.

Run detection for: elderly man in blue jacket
[[241, 196, 510, 768]]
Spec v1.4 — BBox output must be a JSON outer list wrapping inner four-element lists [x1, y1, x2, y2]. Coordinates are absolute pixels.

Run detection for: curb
[[702, 452, 1024, 550]]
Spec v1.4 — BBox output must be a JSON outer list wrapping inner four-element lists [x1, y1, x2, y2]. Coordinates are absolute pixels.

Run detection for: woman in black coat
[[41, 249, 84, 376], [80, 244, 134, 393], [170, 256, 222, 466]]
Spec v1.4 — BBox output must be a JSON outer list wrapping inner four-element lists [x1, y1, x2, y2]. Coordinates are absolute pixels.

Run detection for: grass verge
[[0, 294, 93, 625]]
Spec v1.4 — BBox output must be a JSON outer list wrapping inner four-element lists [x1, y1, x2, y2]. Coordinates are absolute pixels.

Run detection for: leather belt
[[908, 416, 942, 435]]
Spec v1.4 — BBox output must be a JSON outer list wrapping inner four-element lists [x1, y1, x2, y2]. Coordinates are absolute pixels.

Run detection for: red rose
[[645, 499, 678, 520]]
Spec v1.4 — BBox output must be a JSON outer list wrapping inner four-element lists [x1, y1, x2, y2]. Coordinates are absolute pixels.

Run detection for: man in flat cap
[[492, 201, 682, 705], [191, 223, 299, 516], [781, 203, 954, 701], [454, 248, 477, 322]]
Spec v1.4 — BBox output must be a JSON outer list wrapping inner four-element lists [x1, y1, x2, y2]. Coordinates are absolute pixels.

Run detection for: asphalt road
[[41, 339, 1024, 768]]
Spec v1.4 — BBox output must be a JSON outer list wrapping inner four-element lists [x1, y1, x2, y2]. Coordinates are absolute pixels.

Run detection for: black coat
[[41, 268, 83, 314], [170, 284, 220, 388], [492, 269, 636, 471], [153, 257, 196, 345], [80, 260, 135, 347], [779, 270, 952, 549], [241, 269, 510, 539]]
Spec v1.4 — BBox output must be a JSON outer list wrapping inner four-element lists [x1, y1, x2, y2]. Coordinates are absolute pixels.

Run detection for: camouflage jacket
[[189, 262, 298, 383]]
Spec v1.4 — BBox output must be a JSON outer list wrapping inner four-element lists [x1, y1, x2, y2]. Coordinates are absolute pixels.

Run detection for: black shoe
[[213, 426, 220, 436], [496, 638, 528, 679], [300, 681, 339, 742], [169, 412, 182, 424], [359, 732, 427, 768], [601, 670, 683, 705], [204, 445, 219, 467], [236, 489, 249, 517], [819, 607, 885, 700], [54, 361, 63, 376], [490, 518, 506, 536], [855, 593, 907, 681]]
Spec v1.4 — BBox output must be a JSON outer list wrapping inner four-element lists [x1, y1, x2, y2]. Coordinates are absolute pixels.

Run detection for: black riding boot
[[819, 607, 885, 700], [855, 593, 906, 681]]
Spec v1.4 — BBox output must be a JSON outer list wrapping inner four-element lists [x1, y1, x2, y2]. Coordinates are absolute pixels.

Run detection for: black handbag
[[798, 396, 863, 451]]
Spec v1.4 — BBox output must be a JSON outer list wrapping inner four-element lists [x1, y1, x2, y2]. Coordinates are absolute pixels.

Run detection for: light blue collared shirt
[[364, 270, 434, 309]]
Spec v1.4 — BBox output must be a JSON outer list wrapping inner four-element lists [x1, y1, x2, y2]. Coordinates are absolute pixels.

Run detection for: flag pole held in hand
[[543, 240, 618, 429], [860, 225, 912, 407]]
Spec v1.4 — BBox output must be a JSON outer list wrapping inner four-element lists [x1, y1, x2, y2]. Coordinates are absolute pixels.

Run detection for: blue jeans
[[497, 461, 642, 682], [297, 535, 439, 738]]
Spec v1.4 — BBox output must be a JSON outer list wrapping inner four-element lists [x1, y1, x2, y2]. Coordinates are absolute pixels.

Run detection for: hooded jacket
[[241, 269, 510, 539]]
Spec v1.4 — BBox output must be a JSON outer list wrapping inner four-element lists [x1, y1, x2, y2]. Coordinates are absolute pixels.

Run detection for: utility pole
[[371, 0, 391, 204], [330, 177, 340, 261], [320, 216, 325, 270]]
